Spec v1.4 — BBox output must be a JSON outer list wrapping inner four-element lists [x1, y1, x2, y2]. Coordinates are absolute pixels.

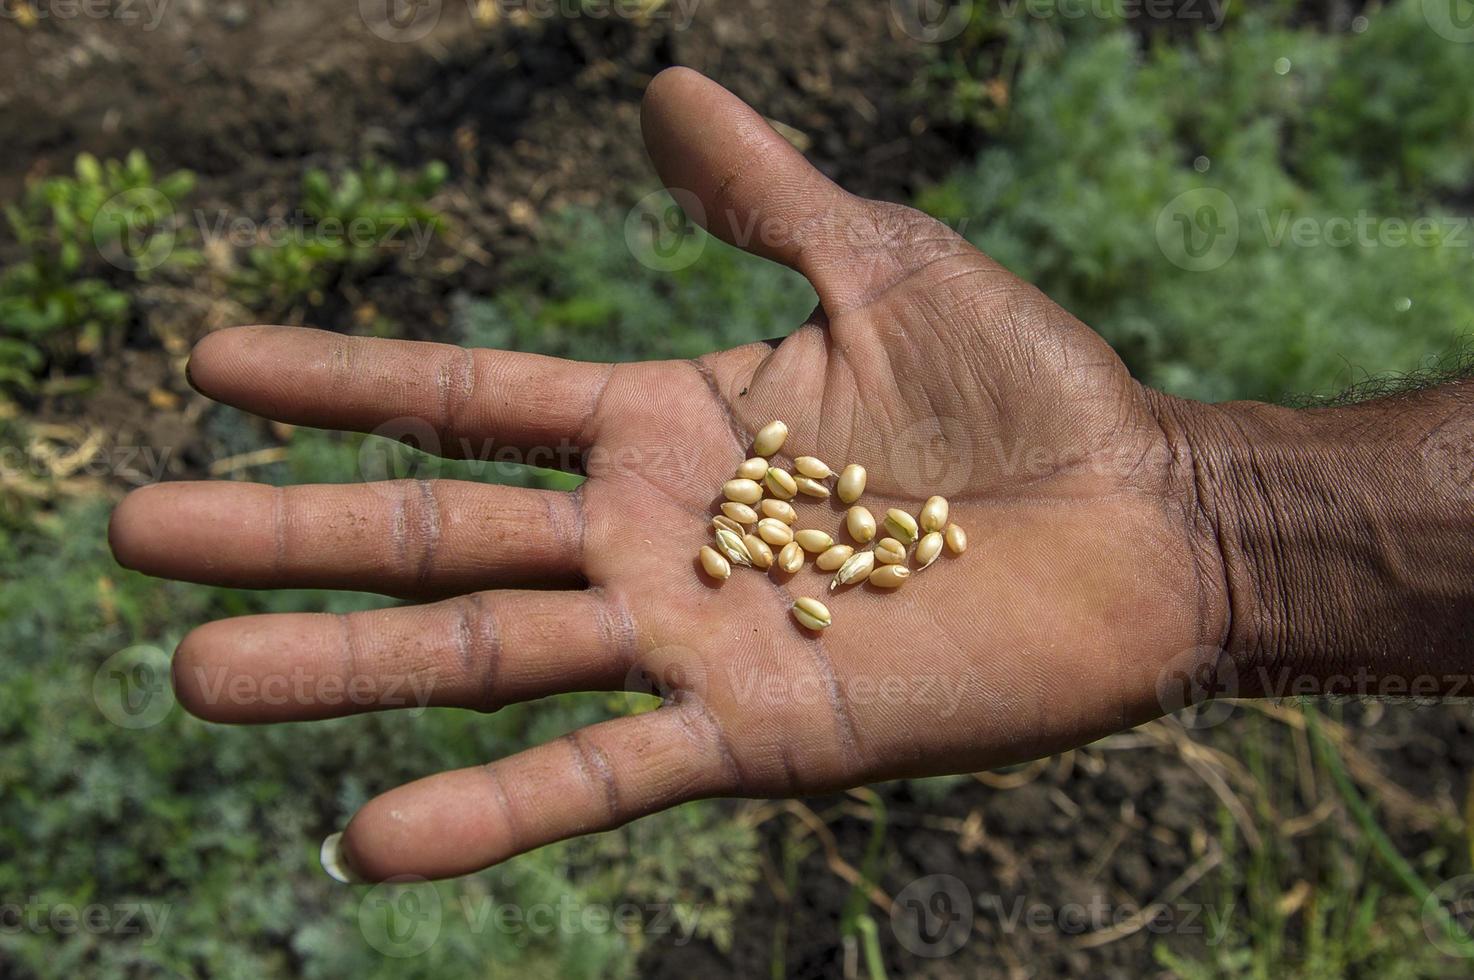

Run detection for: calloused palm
[[110, 68, 1224, 881]]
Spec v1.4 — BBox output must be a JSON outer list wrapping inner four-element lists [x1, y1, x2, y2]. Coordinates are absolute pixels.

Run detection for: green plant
[[233, 160, 448, 311], [0, 151, 195, 388], [0, 417, 759, 978], [918, 10, 1474, 402], [452, 206, 815, 362]]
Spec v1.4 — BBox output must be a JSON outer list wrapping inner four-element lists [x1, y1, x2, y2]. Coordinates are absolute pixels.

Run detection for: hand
[[109, 68, 1226, 881]]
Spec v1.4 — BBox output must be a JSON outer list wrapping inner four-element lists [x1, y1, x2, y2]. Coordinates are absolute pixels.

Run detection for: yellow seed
[[761, 498, 798, 524], [720, 501, 759, 525], [712, 515, 745, 537], [795, 529, 835, 554], [884, 508, 919, 545], [777, 541, 804, 573], [869, 564, 910, 589], [915, 531, 944, 570], [795, 476, 830, 499], [715, 528, 753, 567], [699, 545, 731, 581], [944, 523, 968, 555], [753, 420, 789, 457], [736, 457, 768, 480], [723, 479, 763, 506], [816, 544, 855, 572], [744, 533, 775, 570], [765, 467, 798, 500], [875, 538, 906, 564], [794, 456, 831, 480], [757, 518, 794, 547], [791, 597, 832, 631], [845, 506, 876, 544], [831, 550, 875, 590], [837, 464, 867, 504], [920, 496, 949, 534]]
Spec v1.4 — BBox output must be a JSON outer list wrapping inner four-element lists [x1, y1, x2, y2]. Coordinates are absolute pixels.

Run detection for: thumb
[[640, 67, 923, 316]]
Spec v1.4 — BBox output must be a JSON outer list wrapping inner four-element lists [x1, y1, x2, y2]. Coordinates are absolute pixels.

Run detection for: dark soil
[[1, 0, 971, 473]]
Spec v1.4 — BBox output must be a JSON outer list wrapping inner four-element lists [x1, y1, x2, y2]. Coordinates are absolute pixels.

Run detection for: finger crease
[[271, 486, 288, 575], [577, 363, 617, 451], [551, 486, 586, 580], [687, 358, 748, 457], [440, 346, 476, 437], [597, 589, 640, 679], [802, 630, 862, 770], [465, 593, 502, 711], [478, 764, 525, 856], [336, 613, 366, 688], [678, 700, 743, 792], [407, 480, 442, 589], [567, 731, 621, 821]]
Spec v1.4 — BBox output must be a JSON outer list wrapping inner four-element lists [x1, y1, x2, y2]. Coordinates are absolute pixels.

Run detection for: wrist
[[1147, 385, 1474, 697]]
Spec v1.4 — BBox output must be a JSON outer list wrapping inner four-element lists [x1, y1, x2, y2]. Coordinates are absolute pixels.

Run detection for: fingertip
[[641, 65, 706, 117], [187, 325, 298, 400], [635, 64, 863, 306], [108, 483, 163, 572], [186, 326, 243, 397], [170, 622, 221, 722], [342, 772, 507, 881], [340, 788, 453, 882], [320, 831, 367, 885]]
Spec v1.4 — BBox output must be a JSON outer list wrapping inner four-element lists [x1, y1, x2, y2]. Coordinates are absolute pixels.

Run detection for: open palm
[[110, 68, 1225, 881]]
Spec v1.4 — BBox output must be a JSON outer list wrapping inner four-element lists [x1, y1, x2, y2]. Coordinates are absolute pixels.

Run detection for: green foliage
[[0, 151, 196, 388], [452, 206, 815, 362], [0, 423, 759, 978], [232, 160, 448, 311], [1297, 3, 1474, 207], [918, 9, 1474, 402]]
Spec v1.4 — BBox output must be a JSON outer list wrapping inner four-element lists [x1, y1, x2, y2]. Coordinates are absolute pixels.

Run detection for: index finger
[[189, 325, 614, 462]]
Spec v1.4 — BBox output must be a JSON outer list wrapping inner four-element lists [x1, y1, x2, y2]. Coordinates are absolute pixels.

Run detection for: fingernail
[[320, 831, 366, 884]]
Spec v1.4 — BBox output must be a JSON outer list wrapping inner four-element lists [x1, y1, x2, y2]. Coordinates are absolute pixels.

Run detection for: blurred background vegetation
[[3, 1, 1474, 977]]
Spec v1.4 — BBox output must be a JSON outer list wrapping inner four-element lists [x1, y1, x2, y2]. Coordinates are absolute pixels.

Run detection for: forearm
[[1156, 382, 1474, 698]]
